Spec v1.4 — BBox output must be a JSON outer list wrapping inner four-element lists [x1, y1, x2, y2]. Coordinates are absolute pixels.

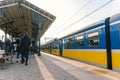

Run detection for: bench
[[0, 50, 13, 69]]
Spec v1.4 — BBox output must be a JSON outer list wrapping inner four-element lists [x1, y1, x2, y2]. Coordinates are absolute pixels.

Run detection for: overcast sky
[[26, 0, 120, 44], [26, 0, 86, 43], [0, 0, 120, 44]]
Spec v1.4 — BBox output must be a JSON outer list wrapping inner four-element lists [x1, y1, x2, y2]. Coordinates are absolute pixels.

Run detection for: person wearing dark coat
[[12, 38, 21, 62], [20, 34, 31, 65], [5, 39, 11, 55]]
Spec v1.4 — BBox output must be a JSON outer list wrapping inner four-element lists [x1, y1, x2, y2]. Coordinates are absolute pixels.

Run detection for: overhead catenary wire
[[52, 0, 92, 36], [60, 0, 92, 27], [53, 0, 113, 36]]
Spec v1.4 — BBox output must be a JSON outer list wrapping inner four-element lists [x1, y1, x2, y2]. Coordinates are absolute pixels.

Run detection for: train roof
[[0, 0, 56, 39], [110, 13, 120, 23], [60, 19, 105, 39], [59, 12, 120, 40]]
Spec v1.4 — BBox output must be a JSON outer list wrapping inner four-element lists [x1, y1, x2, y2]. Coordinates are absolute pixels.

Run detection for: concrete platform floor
[[0, 52, 120, 80]]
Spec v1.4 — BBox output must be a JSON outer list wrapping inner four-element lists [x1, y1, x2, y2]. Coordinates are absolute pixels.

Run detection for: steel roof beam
[[20, 3, 54, 21], [0, 3, 18, 8]]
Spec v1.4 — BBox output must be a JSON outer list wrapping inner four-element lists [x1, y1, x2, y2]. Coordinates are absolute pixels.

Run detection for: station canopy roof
[[0, 0, 56, 39]]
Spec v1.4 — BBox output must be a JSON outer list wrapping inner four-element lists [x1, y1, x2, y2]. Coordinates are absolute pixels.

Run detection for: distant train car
[[41, 13, 120, 70], [41, 41, 52, 53], [51, 40, 59, 55], [41, 39, 60, 55]]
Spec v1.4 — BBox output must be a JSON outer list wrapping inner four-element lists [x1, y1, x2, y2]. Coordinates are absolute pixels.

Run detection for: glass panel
[[69, 37, 74, 48], [64, 39, 68, 48], [52, 41, 59, 49], [88, 31, 100, 47], [76, 35, 84, 47]]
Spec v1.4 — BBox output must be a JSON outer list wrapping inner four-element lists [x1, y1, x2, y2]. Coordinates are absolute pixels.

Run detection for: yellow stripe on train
[[62, 50, 120, 68], [42, 49, 120, 68], [52, 49, 59, 55], [112, 52, 120, 68]]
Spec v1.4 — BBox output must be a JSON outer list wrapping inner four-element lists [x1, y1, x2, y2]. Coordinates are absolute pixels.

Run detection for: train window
[[52, 42, 56, 49], [53, 43, 56, 49], [64, 39, 68, 48], [76, 35, 84, 47], [51, 43, 54, 49], [68, 37, 74, 48], [53, 41, 59, 49], [88, 31, 100, 47]]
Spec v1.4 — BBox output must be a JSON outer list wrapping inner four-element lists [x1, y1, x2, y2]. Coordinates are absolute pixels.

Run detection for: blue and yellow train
[[41, 13, 120, 70]]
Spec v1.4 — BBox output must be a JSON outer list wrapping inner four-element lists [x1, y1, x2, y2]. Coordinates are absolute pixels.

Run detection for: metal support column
[[105, 17, 112, 70], [37, 21, 42, 56], [31, 11, 46, 56]]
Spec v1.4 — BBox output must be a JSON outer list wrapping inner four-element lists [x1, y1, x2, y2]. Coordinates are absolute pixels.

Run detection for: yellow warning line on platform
[[42, 52, 120, 80], [34, 54, 55, 80]]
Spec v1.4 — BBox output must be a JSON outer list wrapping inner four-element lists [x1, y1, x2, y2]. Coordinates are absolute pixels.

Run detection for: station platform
[[0, 52, 120, 80]]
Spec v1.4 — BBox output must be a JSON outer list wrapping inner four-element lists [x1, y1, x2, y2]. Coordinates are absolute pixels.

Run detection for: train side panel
[[52, 49, 59, 55], [62, 26, 107, 66], [51, 40, 60, 55], [110, 19, 120, 68], [62, 49, 107, 65], [41, 13, 120, 70]]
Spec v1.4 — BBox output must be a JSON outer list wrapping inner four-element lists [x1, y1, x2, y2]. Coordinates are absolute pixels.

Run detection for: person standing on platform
[[12, 37, 21, 62], [20, 33, 31, 65], [5, 39, 11, 56]]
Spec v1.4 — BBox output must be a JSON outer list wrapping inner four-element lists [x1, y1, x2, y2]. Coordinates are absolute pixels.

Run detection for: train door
[[109, 19, 120, 69], [105, 17, 120, 70], [59, 39, 63, 56]]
